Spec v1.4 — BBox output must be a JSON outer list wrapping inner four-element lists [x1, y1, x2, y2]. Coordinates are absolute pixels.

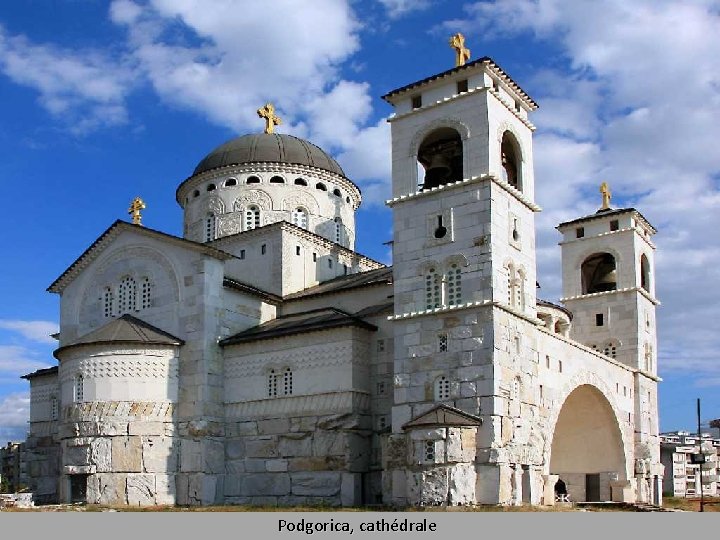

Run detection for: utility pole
[[697, 398, 704, 512]]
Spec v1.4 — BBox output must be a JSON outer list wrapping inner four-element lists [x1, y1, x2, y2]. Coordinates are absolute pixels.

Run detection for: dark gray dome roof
[[193, 133, 345, 177]]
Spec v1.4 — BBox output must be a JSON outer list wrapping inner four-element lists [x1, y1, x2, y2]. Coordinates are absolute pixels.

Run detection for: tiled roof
[[557, 207, 657, 233], [284, 267, 392, 301], [382, 56, 538, 109], [54, 314, 183, 359], [21, 365, 58, 380], [220, 307, 377, 346]]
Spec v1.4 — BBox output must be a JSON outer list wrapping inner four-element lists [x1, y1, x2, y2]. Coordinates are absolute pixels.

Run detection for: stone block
[[180, 439, 203, 472], [245, 436, 278, 458], [242, 473, 291, 496], [278, 433, 312, 457], [257, 418, 290, 435], [203, 440, 225, 474], [142, 437, 178, 473], [63, 445, 90, 466], [245, 458, 268, 472], [226, 439, 245, 460], [341, 473, 361, 506], [155, 474, 176, 505], [95, 472, 128, 505], [291, 472, 341, 496], [129, 421, 165, 436], [112, 437, 143, 472], [127, 474, 156, 506], [266, 459, 289, 472], [91, 437, 113, 472]]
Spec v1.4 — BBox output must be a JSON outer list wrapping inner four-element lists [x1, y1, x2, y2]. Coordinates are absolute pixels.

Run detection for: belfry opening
[[417, 127, 463, 190]]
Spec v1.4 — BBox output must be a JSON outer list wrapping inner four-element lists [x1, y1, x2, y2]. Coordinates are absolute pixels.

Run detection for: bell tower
[[382, 37, 543, 504]]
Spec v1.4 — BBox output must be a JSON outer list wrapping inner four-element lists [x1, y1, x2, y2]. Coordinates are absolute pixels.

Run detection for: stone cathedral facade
[[22, 52, 663, 507]]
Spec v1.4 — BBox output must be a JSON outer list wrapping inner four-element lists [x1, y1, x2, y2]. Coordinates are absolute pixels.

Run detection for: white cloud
[[0, 320, 58, 345], [449, 0, 720, 378], [0, 391, 30, 428], [0, 345, 52, 379], [0, 25, 136, 133], [378, 0, 432, 19]]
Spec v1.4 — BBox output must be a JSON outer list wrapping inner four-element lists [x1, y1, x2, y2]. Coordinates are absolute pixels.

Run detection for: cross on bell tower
[[449, 33, 471, 67], [257, 103, 282, 134], [599, 182, 612, 210]]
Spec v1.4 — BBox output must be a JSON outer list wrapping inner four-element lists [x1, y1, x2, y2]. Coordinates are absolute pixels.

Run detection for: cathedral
[[22, 37, 663, 507]]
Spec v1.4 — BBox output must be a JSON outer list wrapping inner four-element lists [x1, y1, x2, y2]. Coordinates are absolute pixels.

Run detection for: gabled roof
[[284, 266, 393, 301], [402, 404, 483, 430], [223, 277, 283, 305], [48, 220, 234, 294], [382, 56, 538, 109], [21, 365, 59, 380], [220, 307, 377, 346], [556, 207, 657, 233], [54, 314, 184, 359]]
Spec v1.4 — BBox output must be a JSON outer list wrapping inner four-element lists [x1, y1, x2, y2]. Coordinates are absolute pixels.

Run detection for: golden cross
[[257, 103, 282, 134], [449, 33, 471, 67], [599, 182, 611, 210], [128, 196, 146, 226]]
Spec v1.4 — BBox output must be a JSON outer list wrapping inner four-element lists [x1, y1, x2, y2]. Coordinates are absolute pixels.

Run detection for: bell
[[423, 153, 451, 189]]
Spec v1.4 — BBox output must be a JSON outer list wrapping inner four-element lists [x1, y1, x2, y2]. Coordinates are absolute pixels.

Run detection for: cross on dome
[[449, 33, 471, 67], [257, 103, 282, 134]]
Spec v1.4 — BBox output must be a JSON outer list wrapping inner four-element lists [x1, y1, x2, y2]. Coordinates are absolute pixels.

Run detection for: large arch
[[547, 383, 628, 502]]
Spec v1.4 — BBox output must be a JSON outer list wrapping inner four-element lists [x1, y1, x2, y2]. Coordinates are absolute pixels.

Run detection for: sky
[[0, 0, 719, 442]]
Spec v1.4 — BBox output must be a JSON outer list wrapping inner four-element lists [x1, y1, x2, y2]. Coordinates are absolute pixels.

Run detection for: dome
[[192, 133, 346, 177]]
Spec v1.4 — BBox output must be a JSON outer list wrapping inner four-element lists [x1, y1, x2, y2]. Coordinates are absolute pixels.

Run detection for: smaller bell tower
[[557, 183, 659, 375]]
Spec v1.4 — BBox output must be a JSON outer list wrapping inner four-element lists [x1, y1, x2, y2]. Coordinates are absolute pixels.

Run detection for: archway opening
[[549, 384, 626, 502], [500, 132, 522, 191], [640, 254, 651, 292], [417, 127, 463, 190], [581, 253, 617, 294]]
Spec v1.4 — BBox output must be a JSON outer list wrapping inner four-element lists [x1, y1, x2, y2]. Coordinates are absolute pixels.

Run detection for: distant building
[[660, 431, 719, 498], [0, 441, 28, 493]]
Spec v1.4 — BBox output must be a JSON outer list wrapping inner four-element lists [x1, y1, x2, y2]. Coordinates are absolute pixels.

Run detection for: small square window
[[411, 95, 422, 109], [576, 227, 585, 238], [313, 252, 317, 262], [376, 381, 386, 395], [328, 259, 333, 269], [558, 360, 563, 373], [514, 100, 521, 112], [377, 339, 385, 353], [493, 79, 499, 92], [596, 313, 604, 326], [456, 79, 468, 93], [239, 249, 245, 260], [424, 440, 435, 462], [610, 220, 619, 231], [296, 245, 301, 256], [261, 244, 266, 255]]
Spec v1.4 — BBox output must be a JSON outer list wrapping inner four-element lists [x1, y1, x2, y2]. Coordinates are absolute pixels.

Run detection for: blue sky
[[1, 0, 719, 441]]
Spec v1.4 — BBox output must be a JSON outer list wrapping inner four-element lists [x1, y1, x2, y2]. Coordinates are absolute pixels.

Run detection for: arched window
[[225, 178, 237, 187], [74, 374, 84, 402], [446, 263, 462, 306], [270, 176, 285, 184], [315, 182, 327, 191], [334, 217, 343, 244], [292, 207, 308, 229], [205, 213, 217, 242], [516, 269, 526, 310], [207, 183, 216, 192], [434, 376, 450, 401], [268, 370, 277, 397], [283, 368, 293, 395], [294, 178, 307, 186], [117, 276, 136, 314], [332, 188, 341, 197], [501, 132, 522, 191], [51, 395, 58, 421], [140, 277, 151, 310], [644, 343, 653, 372], [425, 268, 442, 309], [103, 287, 113, 318], [581, 253, 617, 294], [417, 127, 463, 190], [245, 206, 260, 230], [640, 254, 651, 292], [193, 189, 200, 198], [246, 176, 261, 184]]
